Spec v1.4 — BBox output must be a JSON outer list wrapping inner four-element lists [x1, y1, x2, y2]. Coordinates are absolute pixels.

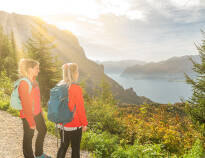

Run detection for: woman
[[57, 63, 88, 158], [18, 58, 51, 158]]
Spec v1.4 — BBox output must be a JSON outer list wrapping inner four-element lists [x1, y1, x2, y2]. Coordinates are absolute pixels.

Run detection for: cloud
[[1, 0, 204, 61], [72, 1, 205, 62]]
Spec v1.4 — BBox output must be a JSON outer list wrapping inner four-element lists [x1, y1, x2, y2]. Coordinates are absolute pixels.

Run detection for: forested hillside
[[0, 11, 151, 104]]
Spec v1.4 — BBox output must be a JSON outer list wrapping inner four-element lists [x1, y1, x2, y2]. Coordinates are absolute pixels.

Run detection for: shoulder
[[70, 84, 82, 90], [18, 80, 30, 94], [69, 84, 82, 93], [18, 79, 33, 91], [19, 80, 29, 88]]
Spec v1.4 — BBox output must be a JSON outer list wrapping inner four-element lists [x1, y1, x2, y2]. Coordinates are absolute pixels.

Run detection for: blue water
[[107, 73, 193, 104]]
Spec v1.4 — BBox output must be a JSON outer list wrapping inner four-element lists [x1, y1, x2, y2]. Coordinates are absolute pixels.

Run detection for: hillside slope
[[0, 11, 152, 104]]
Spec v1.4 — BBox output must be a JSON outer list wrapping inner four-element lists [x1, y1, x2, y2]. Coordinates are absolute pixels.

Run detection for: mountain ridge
[[0, 10, 152, 105], [97, 60, 146, 74], [121, 55, 200, 80]]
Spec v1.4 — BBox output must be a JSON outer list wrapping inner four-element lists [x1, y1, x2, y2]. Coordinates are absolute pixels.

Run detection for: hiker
[[18, 58, 51, 158], [56, 63, 88, 158]]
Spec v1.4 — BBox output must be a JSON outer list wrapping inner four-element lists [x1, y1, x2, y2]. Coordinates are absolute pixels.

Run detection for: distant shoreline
[[106, 73, 192, 104]]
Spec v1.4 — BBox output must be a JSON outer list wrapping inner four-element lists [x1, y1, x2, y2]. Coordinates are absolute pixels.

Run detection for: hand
[[82, 126, 87, 132], [30, 125, 36, 130]]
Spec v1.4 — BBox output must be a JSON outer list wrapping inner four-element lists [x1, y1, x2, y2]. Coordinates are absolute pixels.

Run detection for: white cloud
[[125, 10, 146, 21], [1, 0, 205, 62], [0, 0, 148, 21], [170, 0, 200, 9]]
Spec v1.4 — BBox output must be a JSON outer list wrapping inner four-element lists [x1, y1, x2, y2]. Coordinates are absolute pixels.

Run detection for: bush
[[85, 100, 126, 136], [0, 70, 13, 98], [81, 130, 118, 158], [111, 147, 129, 158], [7, 107, 19, 117], [111, 142, 166, 158], [0, 100, 19, 117], [43, 111, 56, 136], [119, 104, 204, 155], [182, 139, 204, 158], [0, 100, 10, 111]]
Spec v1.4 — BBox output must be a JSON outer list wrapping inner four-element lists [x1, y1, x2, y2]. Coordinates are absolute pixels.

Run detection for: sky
[[0, 0, 205, 62]]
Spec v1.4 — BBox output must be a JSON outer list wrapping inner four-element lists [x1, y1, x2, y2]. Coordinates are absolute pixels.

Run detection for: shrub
[[81, 130, 118, 158], [0, 100, 10, 111], [43, 111, 56, 136], [182, 139, 204, 158], [111, 142, 166, 158], [7, 107, 19, 117], [119, 104, 204, 155], [85, 99, 125, 136]]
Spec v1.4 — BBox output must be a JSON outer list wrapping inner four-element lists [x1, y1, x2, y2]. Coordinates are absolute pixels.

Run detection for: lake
[[106, 73, 193, 104]]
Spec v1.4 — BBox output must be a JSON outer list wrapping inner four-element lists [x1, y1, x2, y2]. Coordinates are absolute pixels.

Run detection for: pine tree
[[9, 31, 18, 80], [185, 31, 205, 133], [96, 79, 116, 105], [24, 24, 61, 105], [0, 26, 18, 80]]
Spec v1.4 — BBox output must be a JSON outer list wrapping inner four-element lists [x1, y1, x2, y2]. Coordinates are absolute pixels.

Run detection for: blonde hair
[[18, 58, 39, 78], [61, 63, 78, 87]]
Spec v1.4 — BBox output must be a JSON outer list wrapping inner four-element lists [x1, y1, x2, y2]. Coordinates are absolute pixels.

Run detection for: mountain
[[97, 60, 146, 74], [0, 11, 152, 105], [121, 55, 200, 80]]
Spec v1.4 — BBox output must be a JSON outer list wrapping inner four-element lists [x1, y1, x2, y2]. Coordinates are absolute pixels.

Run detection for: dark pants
[[57, 128, 82, 158], [22, 113, 47, 158]]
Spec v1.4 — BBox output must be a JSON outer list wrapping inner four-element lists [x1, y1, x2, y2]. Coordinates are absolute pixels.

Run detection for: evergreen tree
[[24, 24, 61, 105], [96, 79, 116, 105], [0, 26, 18, 80], [9, 31, 18, 79], [185, 31, 205, 133]]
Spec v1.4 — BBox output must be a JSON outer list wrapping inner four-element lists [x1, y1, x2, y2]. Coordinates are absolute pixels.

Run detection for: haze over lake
[[107, 73, 192, 104]]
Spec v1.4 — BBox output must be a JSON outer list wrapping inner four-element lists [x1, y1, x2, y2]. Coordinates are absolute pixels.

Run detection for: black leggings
[[57, 128, 82, 158], [22, 112, 47, 158]]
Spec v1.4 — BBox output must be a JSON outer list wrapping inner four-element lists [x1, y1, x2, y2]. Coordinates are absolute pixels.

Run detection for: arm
[[18, 81, 36, 128], [75, 86, 88, 126]]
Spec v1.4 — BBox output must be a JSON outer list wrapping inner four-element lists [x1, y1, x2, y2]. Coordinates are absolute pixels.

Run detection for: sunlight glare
[[55, 21, 80, 35]]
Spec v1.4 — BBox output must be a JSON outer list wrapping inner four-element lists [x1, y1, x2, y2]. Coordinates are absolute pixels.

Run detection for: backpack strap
[[55, 124, 59, 148], [15, 77, 32, 93]]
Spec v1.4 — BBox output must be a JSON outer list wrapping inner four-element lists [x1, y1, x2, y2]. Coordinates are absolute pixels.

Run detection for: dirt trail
[[0, 110, 91, 158]]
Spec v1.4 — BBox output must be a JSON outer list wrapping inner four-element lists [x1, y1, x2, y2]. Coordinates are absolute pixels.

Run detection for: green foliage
[[182, 139, 204, 158], [85, 99, 125, 136], [24, 24, 61, 104], [83, 81, 204, 157], [111, 142, 166, 158], [81, 130, 118, 158], [185, 31, 205, 134], [0, 99, 19, 116], [0, 71, 13, 97], [0, 100, 10, 111], [117, 103, 204, 156], [95, 80, 117, 105], [43, 111, 56, 136], [0, 26, 18, 80], [7, 107, 20, 117]]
